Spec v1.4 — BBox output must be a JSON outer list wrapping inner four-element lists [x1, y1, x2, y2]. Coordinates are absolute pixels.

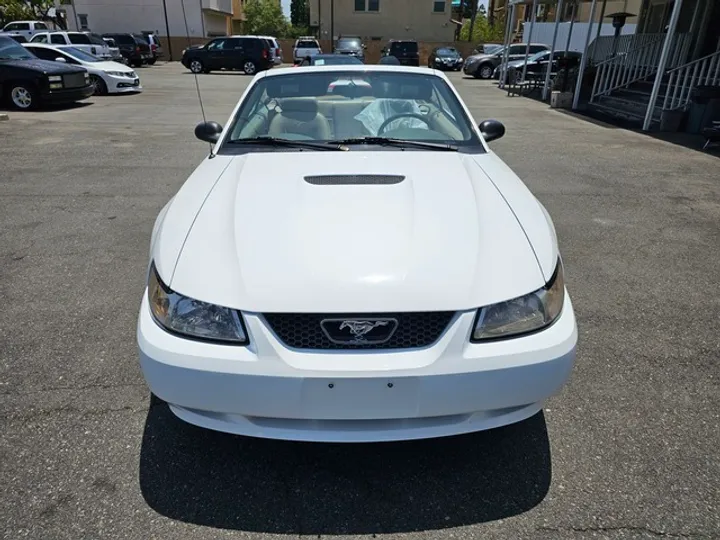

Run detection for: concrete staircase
[[587, 77, 667, 128]]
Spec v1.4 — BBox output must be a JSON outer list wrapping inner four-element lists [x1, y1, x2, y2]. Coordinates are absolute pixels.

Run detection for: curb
[[0, 113, 8, 122]]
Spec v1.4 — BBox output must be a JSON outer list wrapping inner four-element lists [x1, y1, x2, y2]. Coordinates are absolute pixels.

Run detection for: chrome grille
[[62, 72, 86, 89], [263, 312, 455, 350]]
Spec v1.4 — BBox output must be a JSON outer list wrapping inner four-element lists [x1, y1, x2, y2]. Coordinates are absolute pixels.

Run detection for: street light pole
[[330, 0, 335, 47], [161, 0, 173, 60]]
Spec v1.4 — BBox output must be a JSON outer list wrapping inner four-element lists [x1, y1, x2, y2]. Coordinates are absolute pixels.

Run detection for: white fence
[[521, 22, 637, 53]]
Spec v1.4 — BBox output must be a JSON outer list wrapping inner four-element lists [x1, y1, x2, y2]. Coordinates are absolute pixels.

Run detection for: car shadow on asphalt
[[139, 396, 551, 534], [0, 101, 94, 113]]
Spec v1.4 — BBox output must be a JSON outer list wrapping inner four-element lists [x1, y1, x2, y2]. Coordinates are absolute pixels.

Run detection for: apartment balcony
[[202, 0, 233, 15]]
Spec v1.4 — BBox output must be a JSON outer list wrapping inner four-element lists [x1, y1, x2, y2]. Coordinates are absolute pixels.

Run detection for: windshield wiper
[[226, 136, 346, 151], [335, 137, 458, 151]]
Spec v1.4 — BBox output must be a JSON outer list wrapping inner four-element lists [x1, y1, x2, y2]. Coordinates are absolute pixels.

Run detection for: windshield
[[437, 48, 459, 57], [59, 46, 102, 62], [0, 38, 35, 60], [297, 40, 318, 48], [390, 42, 418, 53], [87, 34, 107, 45], [222, 71, 481, 152], [68, 33, 91, 45], [529, 50, 550, 62], [337, 38, 361, 49]]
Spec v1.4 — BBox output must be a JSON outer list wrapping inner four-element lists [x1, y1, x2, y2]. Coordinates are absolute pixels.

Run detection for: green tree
[[290, 0, 309, 27], [460, 6, 504, 43], [244, 0, 289, 36], [0, 0, 33, 26], [0, 0, 63, 27]]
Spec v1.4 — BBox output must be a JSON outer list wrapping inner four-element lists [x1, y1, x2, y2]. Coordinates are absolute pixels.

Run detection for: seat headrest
[[278, 97, 318, 115], [372, 79, 432, 100]]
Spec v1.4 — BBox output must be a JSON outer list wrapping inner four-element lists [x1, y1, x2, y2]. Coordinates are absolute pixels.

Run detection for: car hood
[[157, 152, 556, 313], [2, 58, 85, 74], [466, 53, 496, 62]]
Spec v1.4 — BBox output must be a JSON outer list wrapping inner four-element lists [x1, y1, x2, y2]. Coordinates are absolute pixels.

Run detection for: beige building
[[309, 0, 456, 42], [490, 0, 643, 40]]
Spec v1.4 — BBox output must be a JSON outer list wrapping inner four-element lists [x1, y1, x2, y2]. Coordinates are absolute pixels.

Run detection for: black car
[[7, 34, 28, 44], [0, 36, 93, 110], [297, 54, 363, 67], [494, 50, 583, 83], [103, 33, 152, 67], [428, 47, 463, 71], [382, 40, 419, 67], [181, 36, 272, 75]]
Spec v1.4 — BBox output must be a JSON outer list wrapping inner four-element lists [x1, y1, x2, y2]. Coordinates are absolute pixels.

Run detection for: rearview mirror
[[479, 119, 505, 143], [194, 121, 223, 144], [55, 57, 66, 63]]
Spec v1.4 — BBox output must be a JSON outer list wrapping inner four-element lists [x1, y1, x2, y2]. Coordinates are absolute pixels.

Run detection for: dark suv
[[0, 35, 93, 110], [103, 33, 152, 67], [181, 36, 272, 75], [382, 40, 419, 67]]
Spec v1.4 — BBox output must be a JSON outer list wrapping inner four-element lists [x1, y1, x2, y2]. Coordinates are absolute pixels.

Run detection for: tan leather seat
[[268, 98, 331, 140]]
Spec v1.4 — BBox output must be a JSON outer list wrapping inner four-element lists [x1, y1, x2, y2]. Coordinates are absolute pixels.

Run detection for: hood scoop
[[304, 174, 405, 186]]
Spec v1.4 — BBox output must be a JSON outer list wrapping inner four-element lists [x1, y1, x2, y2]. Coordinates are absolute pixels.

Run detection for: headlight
[[104, 70, 125, 76], [471, 259, 565, 341], [147, 264, 249, 345], [48, 75, 62, 82]]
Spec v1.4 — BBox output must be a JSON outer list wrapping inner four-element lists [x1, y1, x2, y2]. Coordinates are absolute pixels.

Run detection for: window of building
[[433, 1, 445, 13], [78, 14, 89, 29], [356, 0, 379, 12]]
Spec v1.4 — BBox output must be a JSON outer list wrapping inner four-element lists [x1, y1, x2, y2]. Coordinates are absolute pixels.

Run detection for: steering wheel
[[377, 113, 432, 135]]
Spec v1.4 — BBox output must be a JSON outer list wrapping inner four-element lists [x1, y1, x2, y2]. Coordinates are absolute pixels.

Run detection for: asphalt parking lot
[[1, 63, 719, 539]]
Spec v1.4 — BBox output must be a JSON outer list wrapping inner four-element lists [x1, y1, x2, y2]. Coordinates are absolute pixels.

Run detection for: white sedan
[[23, 43, 141, 95], [138, 65, 577, 443]]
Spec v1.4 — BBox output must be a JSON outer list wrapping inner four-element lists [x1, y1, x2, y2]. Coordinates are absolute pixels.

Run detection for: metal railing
[[590, 33, 693, 103], [662, 50, 720, 111], [587, 33, 691, 66]]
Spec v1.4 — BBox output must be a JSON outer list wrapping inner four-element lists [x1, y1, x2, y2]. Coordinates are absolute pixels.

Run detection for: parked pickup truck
[[29, 31, 115, 60], [0, 21, 50, 39], [293, 37, 321, 64]]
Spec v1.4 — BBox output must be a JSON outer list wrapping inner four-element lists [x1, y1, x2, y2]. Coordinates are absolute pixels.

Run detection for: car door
[[30, 32, 48, 43], [204, 38, 226, 69], [9, 23, 31, 39], [224, 38, 245, 69]]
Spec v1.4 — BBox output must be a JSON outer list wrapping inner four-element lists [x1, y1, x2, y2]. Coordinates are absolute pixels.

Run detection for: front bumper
[[42, 84, 94, 103], [105, 74, 142, 93], [138, 292, 577, 442]]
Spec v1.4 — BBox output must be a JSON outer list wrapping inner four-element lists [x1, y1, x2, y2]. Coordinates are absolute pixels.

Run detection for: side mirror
[[479, 119, 505, 143], [194, 121, 223, 144], [55, 57, 67, 63]]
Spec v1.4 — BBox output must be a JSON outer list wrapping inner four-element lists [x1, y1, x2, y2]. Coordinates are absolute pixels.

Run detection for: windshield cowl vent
[[304, 175, 405, 186]]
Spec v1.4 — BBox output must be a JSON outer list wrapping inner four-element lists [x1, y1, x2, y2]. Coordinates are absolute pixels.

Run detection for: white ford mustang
[[137, 65, 577, 442]]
